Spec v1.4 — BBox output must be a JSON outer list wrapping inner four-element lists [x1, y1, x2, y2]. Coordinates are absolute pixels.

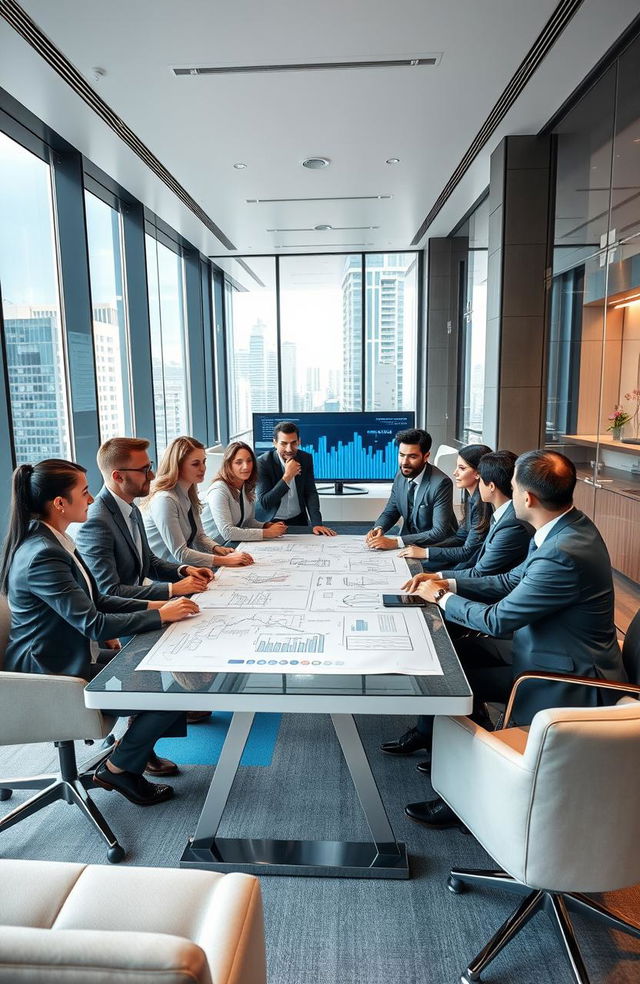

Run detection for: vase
[[612, 426, 622, 440]]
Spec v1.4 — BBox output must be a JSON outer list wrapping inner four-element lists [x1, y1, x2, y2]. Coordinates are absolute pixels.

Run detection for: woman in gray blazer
[[0, 459, 198, 807], [142, 437, 254, 568], [206, 442, 287, 543]]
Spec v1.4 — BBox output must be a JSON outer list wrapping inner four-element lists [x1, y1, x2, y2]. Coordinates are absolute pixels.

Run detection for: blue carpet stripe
[[155, 712, 281, 766]]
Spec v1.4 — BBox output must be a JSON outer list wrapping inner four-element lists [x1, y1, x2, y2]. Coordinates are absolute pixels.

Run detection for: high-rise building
[[92, 303, 126, 439], [342, 255, 414, 411], [4, 304, 70, 463], [341, 256, 362, 410], [281, 340, 297, 412]]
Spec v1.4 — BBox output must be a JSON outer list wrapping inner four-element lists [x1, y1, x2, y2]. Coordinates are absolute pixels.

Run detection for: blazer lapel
[[414, 464, 431, 510], [102, 488, 143, 576]]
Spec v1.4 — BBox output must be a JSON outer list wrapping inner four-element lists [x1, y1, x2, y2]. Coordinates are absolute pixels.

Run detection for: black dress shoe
[[416, 760, 431, 776], [93, 763, 174, 806], [145, 751, 180, 777], [405, 798, 466, 830], [380, 727, 430, 756]]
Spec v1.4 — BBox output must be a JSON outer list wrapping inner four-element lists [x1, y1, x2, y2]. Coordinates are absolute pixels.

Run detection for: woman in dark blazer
[[399, 444, 493, 571], [0, 459, 199, 807]]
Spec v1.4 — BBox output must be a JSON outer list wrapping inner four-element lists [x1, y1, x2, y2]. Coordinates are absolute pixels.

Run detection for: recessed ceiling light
[[314, 224, 333, 231], [386, 157, 400, 165], [233, 162, 247, 169], [302, 157, 331, 169]]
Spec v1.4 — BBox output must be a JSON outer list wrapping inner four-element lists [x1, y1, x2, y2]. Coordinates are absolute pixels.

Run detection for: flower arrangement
[[607, 405, 631, 432], [624, 388, 640, 439]]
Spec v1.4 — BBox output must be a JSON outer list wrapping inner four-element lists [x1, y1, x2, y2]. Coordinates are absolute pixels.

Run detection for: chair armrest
[[502, 672, 640, 729], [0, 926, 211, 984], [0, 673, 111, 745]]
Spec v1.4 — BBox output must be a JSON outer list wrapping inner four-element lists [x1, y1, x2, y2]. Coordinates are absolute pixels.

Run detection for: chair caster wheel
[[0, 789, 12, 801], [107, 844, 125, 864], [448, 875, 466, 894]]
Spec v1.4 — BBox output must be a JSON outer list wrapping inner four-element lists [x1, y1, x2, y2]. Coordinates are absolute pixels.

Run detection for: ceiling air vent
[[172, 55, 441, 77]]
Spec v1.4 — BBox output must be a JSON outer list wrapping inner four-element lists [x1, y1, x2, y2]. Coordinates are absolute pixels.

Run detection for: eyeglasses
[[119, 462, 154, 475]]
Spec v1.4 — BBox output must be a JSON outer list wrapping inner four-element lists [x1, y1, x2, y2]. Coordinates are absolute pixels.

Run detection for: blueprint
[[136, 536, 439, 675], [136, 606, 441, 675]]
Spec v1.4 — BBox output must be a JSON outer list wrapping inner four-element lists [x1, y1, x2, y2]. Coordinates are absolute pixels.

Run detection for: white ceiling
[[1, 0, 639, 257]]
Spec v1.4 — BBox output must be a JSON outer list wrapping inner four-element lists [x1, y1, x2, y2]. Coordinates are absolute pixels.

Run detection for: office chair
[[431, 673, 640, 984], [433, 444, 459, 482], [0, 597, 124, 862]]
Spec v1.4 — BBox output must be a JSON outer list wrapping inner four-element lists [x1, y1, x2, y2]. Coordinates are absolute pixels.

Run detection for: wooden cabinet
[[572, 479, 596, 520], [593, 487, 640, 582]]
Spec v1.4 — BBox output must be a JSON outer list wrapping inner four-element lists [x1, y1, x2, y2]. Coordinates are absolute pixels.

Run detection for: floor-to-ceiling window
[[0, 132, 71, 464], [279, 254, 361, 413], [145, 234, 190, 454], [456, 200, 488, 443], [85, 191, 132, 441], [216, 251, 419, 436]]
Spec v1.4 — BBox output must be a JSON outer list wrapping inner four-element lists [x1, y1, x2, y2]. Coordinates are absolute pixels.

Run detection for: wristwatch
[[433, 587, 447, 603]]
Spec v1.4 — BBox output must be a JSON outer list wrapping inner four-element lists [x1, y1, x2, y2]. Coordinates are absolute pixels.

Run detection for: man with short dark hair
[[403, 449, 626, 829], [255, 421, 336, 535], [365, 428, 457, 550]]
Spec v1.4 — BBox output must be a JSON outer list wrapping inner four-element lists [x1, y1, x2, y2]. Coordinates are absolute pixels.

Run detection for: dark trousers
[[89, 652, 187, 775], [107, 710, 187, 775], [282, 511, 309, 527], [417, 633, 514, 744]]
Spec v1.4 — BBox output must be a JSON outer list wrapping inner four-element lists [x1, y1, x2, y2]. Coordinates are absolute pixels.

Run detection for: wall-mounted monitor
[[252, 411, 415, 492]]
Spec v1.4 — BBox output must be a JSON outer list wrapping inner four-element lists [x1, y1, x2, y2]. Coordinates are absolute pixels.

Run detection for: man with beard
[[365, 429, 457, 551]]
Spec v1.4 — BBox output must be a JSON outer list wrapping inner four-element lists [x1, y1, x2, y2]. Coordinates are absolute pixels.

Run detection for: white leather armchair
[[0, 858, 266, 984], [0, 597, 123, 862], [432, 673, 640, 984]]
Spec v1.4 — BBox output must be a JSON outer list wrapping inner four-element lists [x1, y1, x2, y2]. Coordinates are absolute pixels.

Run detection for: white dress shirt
[[275, 453, 302, 521], [396, 466, 427, 548]]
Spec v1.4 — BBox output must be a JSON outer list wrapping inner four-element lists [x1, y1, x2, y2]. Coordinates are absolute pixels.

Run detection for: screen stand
[[317, 482, 368, 496]]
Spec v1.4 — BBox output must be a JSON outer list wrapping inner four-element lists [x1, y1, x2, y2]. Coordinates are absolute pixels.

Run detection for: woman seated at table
[[206, 441, 287, 543], [0, 458, 200, 807], [399, 443, 493, 570], [143, 436, 254, 569]]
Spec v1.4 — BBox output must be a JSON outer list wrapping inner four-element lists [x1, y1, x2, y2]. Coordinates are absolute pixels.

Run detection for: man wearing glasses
[[76, 438, 213, 602]]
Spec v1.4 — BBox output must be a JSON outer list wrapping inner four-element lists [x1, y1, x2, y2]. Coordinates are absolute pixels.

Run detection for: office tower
[[281, 340, 297, 412], [153, 361, 188, 449], [92, 303, 125, 439], [341, 256, 363, 410], [4, 304, 70, 463]]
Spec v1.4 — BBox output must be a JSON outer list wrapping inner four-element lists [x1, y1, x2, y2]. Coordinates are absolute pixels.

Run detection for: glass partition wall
[[217, 252, 420, 439], [546, 31, 640, 580]]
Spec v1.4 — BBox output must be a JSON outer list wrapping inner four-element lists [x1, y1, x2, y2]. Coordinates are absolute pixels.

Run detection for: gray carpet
[[2, 714, 640, 983]]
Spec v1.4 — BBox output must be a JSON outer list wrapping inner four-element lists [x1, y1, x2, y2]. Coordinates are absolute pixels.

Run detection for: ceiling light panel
[[247, 195, 392, 204], [266, 226, 380, 233]]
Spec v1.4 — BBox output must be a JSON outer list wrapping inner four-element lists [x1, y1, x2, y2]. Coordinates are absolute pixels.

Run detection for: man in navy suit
[[381, 450, 531, 757], [365, 429, 457, 550], [403, 449, 626, 829], [255, 421, 336, 535]]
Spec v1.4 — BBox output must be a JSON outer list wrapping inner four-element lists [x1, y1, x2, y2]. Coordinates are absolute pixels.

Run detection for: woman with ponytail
[[399, 444, 493, 571], [1, 459, 199, 808]]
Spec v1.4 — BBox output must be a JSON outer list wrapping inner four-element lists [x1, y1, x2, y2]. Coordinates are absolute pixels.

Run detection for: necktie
[[406, 481, 416, 534], [527, 538, 538, 557], [129, 504, 144, 565]]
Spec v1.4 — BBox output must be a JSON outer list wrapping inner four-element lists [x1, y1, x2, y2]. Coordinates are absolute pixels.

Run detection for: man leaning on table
[[365, 428, 457, 551], [401, 449, 626, 830], [75, 436, 214, 730]]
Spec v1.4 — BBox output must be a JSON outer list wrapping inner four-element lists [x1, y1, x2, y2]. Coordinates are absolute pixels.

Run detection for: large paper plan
[[136, 535, 442, 676]]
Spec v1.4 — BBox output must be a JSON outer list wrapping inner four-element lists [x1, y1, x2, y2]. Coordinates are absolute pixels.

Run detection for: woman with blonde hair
[[143, 437, 254, 568], [206, 441, 287, 542]]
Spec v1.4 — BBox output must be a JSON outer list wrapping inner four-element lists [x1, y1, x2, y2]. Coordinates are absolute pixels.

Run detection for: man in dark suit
[[255, 421, 336, 535], [365, 428, 457, 550], [403, 449, 626, 829]]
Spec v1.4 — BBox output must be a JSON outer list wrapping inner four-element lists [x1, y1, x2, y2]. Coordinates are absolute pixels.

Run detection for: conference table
[[85, 523, 472, 879]]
